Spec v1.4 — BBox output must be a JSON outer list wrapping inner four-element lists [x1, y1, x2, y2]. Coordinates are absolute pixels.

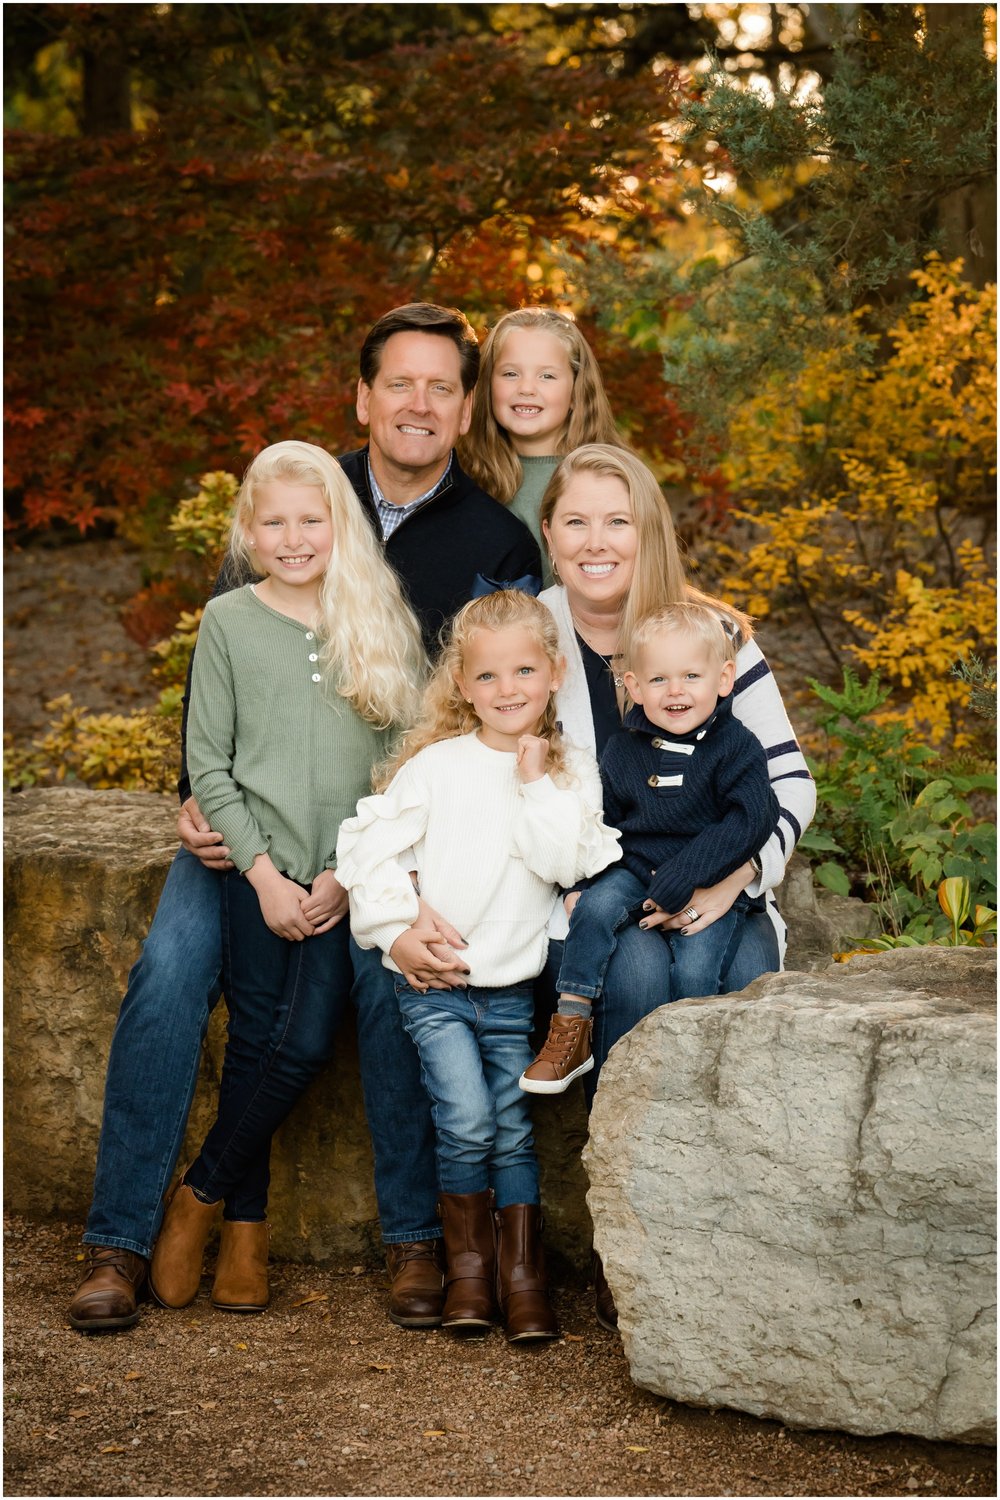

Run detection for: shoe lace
[[535, 1017, 585, 1064], [84, 1246, 142, 1279], [391, 1240, 438, 1265]]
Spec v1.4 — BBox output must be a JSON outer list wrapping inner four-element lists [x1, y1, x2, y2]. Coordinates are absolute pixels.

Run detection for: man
[[68, 302, 541, 1333]]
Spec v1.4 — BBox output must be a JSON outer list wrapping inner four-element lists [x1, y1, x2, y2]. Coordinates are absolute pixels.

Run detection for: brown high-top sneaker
[[519, 1014, 593, 1094], [68, 1246, 147, 1331]]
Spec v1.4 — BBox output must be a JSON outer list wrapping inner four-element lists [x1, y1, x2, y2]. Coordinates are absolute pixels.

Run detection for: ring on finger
[[683, 906, 700, 923]]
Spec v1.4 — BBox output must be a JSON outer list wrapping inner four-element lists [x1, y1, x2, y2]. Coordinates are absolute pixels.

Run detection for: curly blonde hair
[[229, 440, 426, 728], [539, 444, 752, 650], [376, 590, 570, 789], [460, 309, 627, 504]]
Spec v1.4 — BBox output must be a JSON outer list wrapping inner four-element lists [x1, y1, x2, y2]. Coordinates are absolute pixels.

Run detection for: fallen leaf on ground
[[423, 1429, 447, 1438], [235, 1342, 248, 1351], [564, 1333, 585, 1342], [369, 1361, 392, 1372], [123, 1371, 141, 1382], [100, 1444, 126, 1454], [291, 1292, 328, 1307], [626, 1445, 649, 1453], [68, 1409, 89, 1419], [198, 1401, 218, 1411]]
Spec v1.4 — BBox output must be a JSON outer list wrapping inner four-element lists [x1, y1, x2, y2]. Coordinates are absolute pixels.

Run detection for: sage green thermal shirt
[[187, 585, 388, 883]]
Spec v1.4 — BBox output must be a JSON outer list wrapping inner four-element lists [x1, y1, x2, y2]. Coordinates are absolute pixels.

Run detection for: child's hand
[[563, 890, 581, 918], [301, 869, 349, 934], [516, 735, 549, 783], [246, 855, 314, 940]]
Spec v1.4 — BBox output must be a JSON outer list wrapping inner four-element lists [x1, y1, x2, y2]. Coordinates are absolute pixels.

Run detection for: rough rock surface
[[778, 852, 880, 970], [3, 787, 591, 1265], [584, 949, 997, 1444]]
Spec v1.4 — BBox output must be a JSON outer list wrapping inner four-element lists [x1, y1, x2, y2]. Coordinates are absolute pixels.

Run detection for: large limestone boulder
[[3, 787, 590, 1264], [584, 949, 997, 1443]]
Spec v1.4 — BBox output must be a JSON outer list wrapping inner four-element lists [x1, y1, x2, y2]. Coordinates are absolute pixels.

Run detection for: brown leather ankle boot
[[149, 1181, 220, 1309], [211, 1220, 270, 1312], [437, 1189, 497, 1333], [495, 1203, 558, 1342], [68, 1247, 147, 1331]]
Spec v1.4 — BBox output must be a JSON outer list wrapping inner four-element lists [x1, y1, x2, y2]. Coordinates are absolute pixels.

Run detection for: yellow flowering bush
[[716, 256, 996, 748], [5, 474, 234, 793]]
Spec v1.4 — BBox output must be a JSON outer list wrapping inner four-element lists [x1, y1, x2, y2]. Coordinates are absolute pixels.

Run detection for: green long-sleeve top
[[187, 586, 389, 882], [508, 455, 561, 588]]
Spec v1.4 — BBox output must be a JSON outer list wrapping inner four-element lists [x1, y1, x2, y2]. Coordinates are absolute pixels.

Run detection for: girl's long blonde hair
[[539, 443, 753, 650], [229, 440, 426, 728], [376, 590, 570, 789], [460, 308, 627, 504]]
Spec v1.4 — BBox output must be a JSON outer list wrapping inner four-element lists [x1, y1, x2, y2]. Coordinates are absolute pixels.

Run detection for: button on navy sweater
[[592, 695, 780, 915]]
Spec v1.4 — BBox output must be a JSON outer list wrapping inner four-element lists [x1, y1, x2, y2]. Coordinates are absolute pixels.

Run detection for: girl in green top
[[149, 440, 425, 1315], [460, 308, 629, 582]]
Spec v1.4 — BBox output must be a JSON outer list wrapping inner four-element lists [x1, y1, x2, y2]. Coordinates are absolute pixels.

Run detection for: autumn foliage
[[5, 30, 691, 537]]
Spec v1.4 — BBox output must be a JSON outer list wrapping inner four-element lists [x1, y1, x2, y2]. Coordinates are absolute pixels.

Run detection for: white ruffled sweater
[[336, 733, 621, 987]]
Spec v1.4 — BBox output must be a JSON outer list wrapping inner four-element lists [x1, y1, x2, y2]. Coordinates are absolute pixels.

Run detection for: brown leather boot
[[495, 1203, 559, 1343], [592, 1252, 619, 1331], [68, 1246, 147, 1331], [385, 1239, 445, 1327], [211, 1221, 270, 1312], [149, 1181, 220, 1308], [437, 1190, 497, 1333]]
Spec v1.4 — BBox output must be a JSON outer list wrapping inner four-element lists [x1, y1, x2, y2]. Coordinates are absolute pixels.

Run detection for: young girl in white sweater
[[336, 590, 620, 1342]]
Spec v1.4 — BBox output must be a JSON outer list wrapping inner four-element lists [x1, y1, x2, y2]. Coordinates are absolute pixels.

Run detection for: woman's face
[[542, 469, 637, 612]]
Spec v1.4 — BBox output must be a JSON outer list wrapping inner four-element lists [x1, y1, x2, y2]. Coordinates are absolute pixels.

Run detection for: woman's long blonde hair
[[460, 308, 627, 504], [376, 590, 570, 789], [229, 440, 426, 728], [539, 443, 752, 650]]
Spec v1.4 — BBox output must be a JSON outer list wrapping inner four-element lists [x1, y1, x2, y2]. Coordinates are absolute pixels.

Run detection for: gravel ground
[[4, 1217, 995, 1500]]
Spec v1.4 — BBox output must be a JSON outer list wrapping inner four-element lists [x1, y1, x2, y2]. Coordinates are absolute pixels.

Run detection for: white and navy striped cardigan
[[539, 584, 816, 961]]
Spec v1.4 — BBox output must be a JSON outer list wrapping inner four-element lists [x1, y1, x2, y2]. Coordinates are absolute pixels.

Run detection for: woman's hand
[[640, 862, 755, 936], [563, 890, 581, 919], [516, 735, 549, 783], [246, 854, 314, 940], [177, 796, 234, 870], [300, 869, 349, 935]]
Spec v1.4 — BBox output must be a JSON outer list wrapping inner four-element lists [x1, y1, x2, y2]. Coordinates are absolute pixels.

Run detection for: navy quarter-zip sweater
[[178, 446, 541, 801], [593, 695, 780, 915]]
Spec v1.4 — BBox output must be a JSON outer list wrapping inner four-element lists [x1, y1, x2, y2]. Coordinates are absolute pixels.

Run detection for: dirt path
[[4, 1217, 995, 1499]]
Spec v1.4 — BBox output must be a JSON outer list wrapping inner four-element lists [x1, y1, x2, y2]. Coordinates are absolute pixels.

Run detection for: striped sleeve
[[730, 640, 816, 893]]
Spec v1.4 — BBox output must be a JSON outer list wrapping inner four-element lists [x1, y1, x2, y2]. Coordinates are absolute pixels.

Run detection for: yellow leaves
[[290, 1292, 329, 1307], [123, 1371, 142, 1382]]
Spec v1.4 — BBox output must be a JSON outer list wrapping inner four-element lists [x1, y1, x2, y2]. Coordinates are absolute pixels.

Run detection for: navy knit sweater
[[592, 695, 780, 915]]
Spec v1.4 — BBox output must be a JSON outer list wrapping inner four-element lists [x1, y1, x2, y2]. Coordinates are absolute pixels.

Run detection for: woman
[[535, 443, 816, 1324]]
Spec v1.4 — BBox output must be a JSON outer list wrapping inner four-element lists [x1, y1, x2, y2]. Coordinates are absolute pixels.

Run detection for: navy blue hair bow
[[470, 572, 543, 600]]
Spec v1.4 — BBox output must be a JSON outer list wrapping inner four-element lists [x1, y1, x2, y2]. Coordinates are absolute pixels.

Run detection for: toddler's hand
[[516, 734, 549, 783], [563, 890, 581, 918]]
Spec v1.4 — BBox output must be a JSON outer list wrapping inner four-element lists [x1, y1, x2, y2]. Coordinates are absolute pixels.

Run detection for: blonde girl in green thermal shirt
[[460, 307, 629, 584], [149, 440, 424, 1315]]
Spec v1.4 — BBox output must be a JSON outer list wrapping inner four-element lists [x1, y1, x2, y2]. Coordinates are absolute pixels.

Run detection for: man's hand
[[177, 796, 233, 870], [300, 869, 349, 935]]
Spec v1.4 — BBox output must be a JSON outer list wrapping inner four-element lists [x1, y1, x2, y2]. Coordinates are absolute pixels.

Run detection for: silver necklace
[[572, 615, 625, 690]]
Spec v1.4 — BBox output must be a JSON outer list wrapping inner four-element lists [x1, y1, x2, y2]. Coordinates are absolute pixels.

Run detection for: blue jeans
[[558, 866, 762, 1004], [543, 902, 780, 1111], [395, 980, 540, 1209], [83, 848, 440, 1257], [184, 871, 354, 1219]]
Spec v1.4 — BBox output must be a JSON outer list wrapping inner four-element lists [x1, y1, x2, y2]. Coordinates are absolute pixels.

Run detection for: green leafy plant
[[800, 668, 996, 944]]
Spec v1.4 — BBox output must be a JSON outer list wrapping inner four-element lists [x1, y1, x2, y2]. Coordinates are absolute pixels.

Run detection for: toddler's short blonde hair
[[627, 601, 741, 671]]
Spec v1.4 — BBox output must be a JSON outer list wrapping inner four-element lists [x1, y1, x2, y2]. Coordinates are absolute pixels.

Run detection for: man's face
[[356, 330, 473, 486]]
